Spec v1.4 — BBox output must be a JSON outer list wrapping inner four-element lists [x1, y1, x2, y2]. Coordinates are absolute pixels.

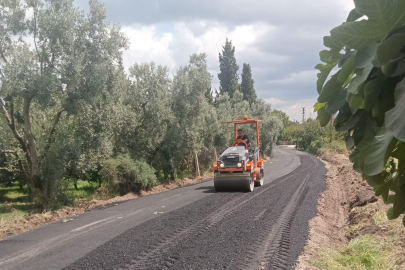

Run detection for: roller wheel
[[255, 168, 264, 187], [245, 173, 255, 192], [214, 181, 225, 192]]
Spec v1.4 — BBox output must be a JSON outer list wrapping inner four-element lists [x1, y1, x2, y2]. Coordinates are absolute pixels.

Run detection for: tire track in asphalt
[[65, 154, 326, 270]]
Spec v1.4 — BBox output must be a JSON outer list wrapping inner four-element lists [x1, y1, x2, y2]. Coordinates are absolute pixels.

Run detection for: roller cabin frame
[[213, 115, 265, 192]]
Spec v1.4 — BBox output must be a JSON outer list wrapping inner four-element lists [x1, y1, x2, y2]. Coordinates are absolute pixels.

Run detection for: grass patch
[[311, 235, 396, 270], [320, 140, 348, 154], [0, 180, 101, 221], [66, 180, 100, 201]]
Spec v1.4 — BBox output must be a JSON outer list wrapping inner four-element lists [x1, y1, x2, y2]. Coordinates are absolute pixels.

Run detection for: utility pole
[[302, 107, 306, 124]]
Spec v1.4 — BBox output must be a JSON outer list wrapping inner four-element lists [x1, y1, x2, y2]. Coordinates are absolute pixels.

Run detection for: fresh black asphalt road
[[0, 146, 326, 270]]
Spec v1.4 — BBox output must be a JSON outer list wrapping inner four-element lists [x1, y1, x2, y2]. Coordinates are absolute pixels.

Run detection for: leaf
[[336, 110, 364, 133], [382, 60, 401, 76], [346, 136, 355, 149], [374, 178, 393, 197], [346, 9, 363, 22], [359, 132, 397, 176], [392, 142, 405, 160], [364, 173, 385, 188], [377, 33, 405, 64], [385, 78, 405, 141], [339, 51, 356, 68], [313, 102, 326, 112], [320, 49, 341, 63], [364, 73, 385, 111], [348, 92, 366, 109], [347, 65, 373, 94], [316, 49, 341, 94], [317, 107, 331, 127], [391, 60, 405, 77], [387, 192, 405, 220], [324, 36, 343, 50], [338, 57, 355, 85], [329, 0, 405, 50], [318, 71, 342, 103], [325, 90, 347, 115], [354, 43, 379, 68]]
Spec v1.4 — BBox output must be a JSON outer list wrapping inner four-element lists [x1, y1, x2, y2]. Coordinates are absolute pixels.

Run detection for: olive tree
[[0, 0, 127, 206]]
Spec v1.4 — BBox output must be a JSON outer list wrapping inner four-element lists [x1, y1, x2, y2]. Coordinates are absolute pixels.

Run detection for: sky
[[76, 0, 355, 122]]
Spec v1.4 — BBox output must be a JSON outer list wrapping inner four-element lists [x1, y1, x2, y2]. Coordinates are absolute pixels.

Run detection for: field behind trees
[[0, 0, 283, 217]]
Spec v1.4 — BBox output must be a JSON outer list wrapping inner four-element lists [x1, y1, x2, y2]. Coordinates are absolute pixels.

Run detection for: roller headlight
[[219, 163, 225, 168], [237, 163, 242, 168]]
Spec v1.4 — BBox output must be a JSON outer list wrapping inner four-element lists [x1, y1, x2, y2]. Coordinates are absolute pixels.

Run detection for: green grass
[[0, 180, 101, 220], [320, 140, 348, 154], [0, 182, 34, 220], [66, 180, 100, 201], [311, 235, 396, 270]]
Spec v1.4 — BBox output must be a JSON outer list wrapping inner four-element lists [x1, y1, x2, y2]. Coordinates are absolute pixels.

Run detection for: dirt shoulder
[[0, 174, 212, 240], [296, 152, 405, 269]]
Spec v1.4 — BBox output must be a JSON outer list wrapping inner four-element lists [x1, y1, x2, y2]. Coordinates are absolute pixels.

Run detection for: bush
[[307, 138, 325, 156], [100, 154, 157, 195]]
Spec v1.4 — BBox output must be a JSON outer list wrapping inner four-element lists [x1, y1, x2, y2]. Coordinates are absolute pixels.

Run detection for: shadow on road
[[194, 186, 217, 193]]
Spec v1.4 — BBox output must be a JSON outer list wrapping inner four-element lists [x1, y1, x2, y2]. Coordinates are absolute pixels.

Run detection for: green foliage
[[312, 235, 391, 270], [101, 154, 157, 195], [218, 39, 239, 97], [240, 63, 257, 104], [316, 0, 405, 224], [0, 2, 283, 210]]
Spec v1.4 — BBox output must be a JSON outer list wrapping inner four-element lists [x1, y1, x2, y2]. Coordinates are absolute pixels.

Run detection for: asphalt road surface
[[0, 146, 326, 270]]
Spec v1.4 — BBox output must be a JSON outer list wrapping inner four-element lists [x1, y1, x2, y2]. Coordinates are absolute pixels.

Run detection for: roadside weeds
[[296, 152, 405, 270]]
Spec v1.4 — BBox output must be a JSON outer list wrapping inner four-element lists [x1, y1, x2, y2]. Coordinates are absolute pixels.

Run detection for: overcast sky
[[76, 0, 354, 122]]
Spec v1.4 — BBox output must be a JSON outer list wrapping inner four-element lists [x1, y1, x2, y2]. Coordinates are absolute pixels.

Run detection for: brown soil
[[0, 173, 212, 240], [295, 152, 376, 270]]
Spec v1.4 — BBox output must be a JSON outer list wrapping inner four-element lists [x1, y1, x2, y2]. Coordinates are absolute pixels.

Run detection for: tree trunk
[[23, 97, 43, 192], [74, 178, 78, 190], [195, 152, 200, 177]]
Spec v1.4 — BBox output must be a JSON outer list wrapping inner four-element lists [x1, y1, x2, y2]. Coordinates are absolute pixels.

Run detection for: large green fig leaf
[[385, 78, 405, 141], [315, 50, 341, 94], [347, 65, 373, 94], [329, 0, 405, 50], [358, 131, 397, 176], [317, 107, 331, 127], [318, 71, 342, 103], [364, 72, 385, 111], [387, 193, 405, 220], [325, 90, 347, 115], [377, 33, 405, 65], [346, 9, 362, 23], [354, 43, 379, 68], [313, 102, 326, 112]]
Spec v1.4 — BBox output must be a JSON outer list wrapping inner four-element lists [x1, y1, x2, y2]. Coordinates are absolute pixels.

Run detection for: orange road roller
[[213, 115, 265, 192]]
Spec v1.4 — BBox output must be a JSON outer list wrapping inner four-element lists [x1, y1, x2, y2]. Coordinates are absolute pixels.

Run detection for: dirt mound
[[0, 174, 212, 240], [295, 152, 375, 269]]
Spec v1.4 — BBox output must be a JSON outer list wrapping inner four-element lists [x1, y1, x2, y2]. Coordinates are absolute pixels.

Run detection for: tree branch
[[43, 110, 63, 157], [0, 167, 15, 172], [0, 101, 31, 166], [33, 9, 42, 69]]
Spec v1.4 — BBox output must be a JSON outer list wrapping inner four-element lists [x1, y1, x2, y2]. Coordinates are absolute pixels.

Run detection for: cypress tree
[[218, 39, 239, 97], [240, 63, 257, 104]]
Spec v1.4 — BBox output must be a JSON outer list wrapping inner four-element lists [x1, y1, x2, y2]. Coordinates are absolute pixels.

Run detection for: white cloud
[[268, 70, 318, 85], [122, 26, 176, 71], [264, 98, 286, 106]]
